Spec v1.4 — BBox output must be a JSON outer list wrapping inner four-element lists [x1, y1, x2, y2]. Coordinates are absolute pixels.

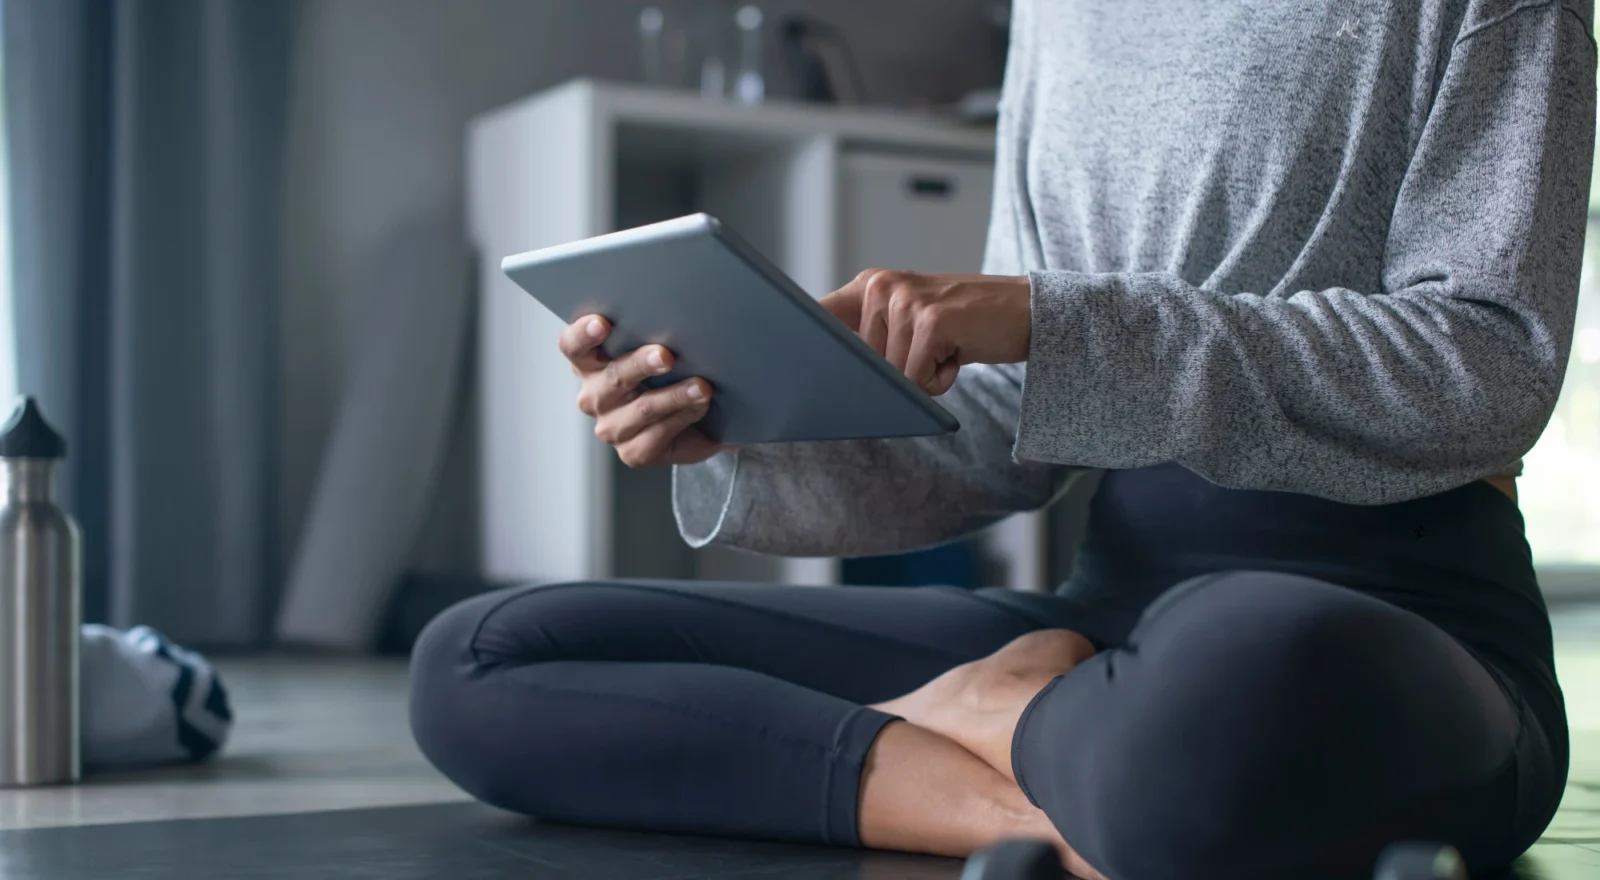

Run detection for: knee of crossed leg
[[1063, 573, 1514, 880], [407, 591, 498, 784], [407, 584, 589, 804]]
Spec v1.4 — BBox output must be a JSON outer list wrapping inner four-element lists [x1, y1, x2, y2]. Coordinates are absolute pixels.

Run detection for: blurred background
[[0, 0, 1596, 658], [0, 0, 1020, 656]]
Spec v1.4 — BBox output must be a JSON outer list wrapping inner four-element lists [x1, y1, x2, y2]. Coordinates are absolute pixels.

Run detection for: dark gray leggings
[[408, 570, 1548, 879]]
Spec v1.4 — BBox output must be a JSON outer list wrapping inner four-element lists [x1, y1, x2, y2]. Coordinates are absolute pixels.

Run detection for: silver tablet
[[501, 213, 960, 445]]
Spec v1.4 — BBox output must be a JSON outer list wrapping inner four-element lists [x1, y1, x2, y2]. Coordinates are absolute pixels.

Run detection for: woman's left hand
[[818, 270, 1032, 396]]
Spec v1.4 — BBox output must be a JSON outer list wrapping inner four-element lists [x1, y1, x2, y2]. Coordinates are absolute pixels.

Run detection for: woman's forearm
[[672, 363, 1078, 557]]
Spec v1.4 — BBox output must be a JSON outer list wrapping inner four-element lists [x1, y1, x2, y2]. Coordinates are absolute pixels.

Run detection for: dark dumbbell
[[960, 839, 1066, 880], [1373, 842, 1468, 880], [962, 837, 1466, 880]]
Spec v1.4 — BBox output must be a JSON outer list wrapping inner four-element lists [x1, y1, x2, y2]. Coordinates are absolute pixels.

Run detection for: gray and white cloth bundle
[[80, 625, 234, 769]]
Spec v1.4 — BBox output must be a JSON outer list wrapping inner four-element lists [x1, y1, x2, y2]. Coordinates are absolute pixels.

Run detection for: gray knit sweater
[[675, 0, 1597, 559]]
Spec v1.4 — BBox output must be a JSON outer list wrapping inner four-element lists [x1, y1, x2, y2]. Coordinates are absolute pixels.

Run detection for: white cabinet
[[467, 79, 1048, 591], [838, 151, 996, 281]]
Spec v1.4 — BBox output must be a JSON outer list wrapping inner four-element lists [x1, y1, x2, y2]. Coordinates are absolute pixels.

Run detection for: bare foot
[[858, 719, 1108, 880], [870, 629, 1095, 781]]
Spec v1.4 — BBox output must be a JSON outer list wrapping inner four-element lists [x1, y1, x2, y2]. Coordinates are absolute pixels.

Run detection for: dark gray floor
[[2, 800, 1597, 879], [0, 802, 961, 880]]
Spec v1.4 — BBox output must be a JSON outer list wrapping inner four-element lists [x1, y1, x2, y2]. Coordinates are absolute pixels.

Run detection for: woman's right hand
[[558, 314, 723, 467]]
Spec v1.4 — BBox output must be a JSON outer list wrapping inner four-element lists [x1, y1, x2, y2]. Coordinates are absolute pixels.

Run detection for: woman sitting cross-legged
[[409, 2, 1594, 877]]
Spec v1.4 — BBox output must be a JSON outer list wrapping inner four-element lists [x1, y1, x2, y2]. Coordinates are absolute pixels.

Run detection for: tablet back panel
[[502, 214, 959, 445]]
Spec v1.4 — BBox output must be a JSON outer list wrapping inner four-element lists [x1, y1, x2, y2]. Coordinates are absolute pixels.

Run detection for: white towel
[[80, 624, 233, 769]]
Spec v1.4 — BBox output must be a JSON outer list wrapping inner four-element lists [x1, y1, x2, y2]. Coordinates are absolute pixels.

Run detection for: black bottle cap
[[0, 397, 67, 459]]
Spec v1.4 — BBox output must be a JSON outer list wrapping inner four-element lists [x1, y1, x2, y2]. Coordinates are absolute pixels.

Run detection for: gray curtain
[[4, 0, 291, 647]]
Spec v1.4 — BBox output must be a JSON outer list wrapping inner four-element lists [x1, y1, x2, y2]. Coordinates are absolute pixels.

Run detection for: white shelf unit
[[467, 78, 1048, 590]]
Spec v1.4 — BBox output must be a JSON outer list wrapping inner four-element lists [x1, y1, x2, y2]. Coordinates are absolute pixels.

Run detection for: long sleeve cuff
[[671, 449, 742, 548], [1016, 271, 1175, 469]]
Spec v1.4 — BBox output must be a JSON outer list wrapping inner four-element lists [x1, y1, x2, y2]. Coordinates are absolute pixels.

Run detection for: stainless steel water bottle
[[0, 396, 81, 786]]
